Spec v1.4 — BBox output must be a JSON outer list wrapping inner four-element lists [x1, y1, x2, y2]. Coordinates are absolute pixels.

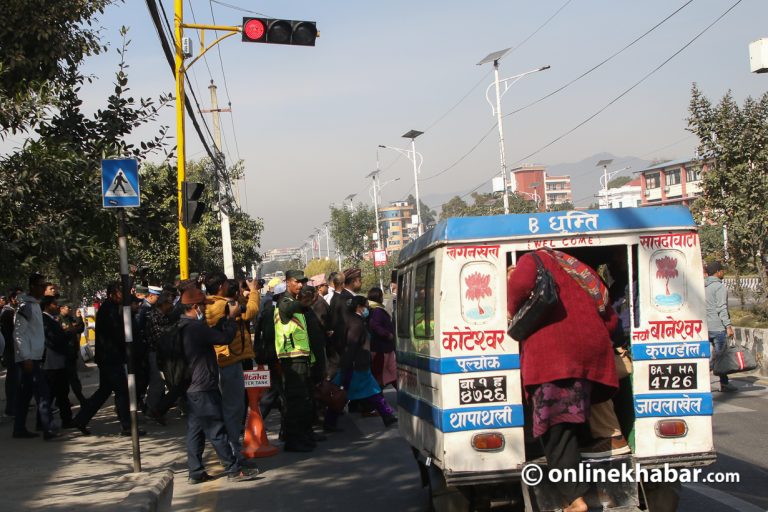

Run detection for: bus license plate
[[649, 363, 697, 390], [459, 376, 507, 405]]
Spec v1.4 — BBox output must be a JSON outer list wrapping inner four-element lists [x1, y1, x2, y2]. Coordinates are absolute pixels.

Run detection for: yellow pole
[[175, 0, 189, 280]]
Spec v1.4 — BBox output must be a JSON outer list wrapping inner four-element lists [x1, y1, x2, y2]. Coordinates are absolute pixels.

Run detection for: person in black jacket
[[254, 283, 284, 421], [58, 303, 86, 405], [73, 282, 135, 436], [179, 287, 257, 484], [41, 296, 72, 433]]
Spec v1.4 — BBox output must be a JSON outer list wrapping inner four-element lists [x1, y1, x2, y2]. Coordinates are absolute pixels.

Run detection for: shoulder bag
[[507, 252, 559, 341]]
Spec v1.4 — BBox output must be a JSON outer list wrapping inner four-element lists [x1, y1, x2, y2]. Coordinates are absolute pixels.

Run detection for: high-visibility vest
[[274, 308, 314, 361]]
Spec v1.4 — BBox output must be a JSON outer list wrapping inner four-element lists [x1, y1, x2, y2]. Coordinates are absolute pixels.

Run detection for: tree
[[0, 0, 113, 134], [439, 192, 536, 220], [0, 30, 171, 301], [548, 201, 574, 212], [406, 194, 436, 226], [304, 259, 339, 280], [607, 176, 632, 189], [687, 83, 768, 292], [329, 203, 375, 262]]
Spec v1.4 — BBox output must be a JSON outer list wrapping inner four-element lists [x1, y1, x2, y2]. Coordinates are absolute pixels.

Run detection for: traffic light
[[242, 17, 317, 46], [181, 181, 205, 228]]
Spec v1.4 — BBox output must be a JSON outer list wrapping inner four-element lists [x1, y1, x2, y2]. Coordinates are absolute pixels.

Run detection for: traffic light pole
[[174, 0, 240, 280]]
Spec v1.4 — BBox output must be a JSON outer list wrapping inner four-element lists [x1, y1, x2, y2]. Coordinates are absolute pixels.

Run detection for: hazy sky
[[5, 0, 767, 251]]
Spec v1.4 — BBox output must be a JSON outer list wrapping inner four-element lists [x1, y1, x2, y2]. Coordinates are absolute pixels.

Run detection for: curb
[[114, 470, 174, 512]]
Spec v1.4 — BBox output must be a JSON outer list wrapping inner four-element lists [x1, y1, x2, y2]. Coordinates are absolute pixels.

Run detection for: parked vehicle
[[395, 206, 714, 511]]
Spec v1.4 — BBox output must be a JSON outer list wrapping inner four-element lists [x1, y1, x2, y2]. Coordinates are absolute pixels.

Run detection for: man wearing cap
[[74, 282, 137, 436], [705, 261, 737, 392], [255, 281, 286, 422], [178, 287, 257, 483], [275, 270, 316, 452]]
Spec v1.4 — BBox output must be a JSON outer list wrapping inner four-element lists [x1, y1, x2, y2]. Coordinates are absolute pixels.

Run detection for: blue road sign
[[102, 159, 140, 208]]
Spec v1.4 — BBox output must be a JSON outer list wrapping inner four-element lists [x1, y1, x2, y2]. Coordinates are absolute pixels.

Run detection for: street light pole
[[380, 131, 425, 237], [479, 49, 549, 215], [324, 223, 331, 261]]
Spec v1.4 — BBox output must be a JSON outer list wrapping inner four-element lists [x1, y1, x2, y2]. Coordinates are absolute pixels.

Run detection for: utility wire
[[422, 0, 572, 134], [145, 0, 222, 181], [459, 0, 742, 201], [505, 0, 695, 119], [209, 0, 272, 17]]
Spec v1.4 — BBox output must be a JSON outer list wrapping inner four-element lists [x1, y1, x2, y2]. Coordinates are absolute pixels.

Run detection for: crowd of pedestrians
[[0, 266, 398, 484]]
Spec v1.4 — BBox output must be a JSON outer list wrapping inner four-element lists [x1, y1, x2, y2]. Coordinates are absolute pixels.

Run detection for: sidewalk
[[0, 363, 179, 512]]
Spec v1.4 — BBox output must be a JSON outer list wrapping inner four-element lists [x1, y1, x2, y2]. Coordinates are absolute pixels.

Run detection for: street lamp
[[597, 159, 630, 209], [478, 48, 549, 215], [323, 222, 331, 261], [379, 130, 425, 236]]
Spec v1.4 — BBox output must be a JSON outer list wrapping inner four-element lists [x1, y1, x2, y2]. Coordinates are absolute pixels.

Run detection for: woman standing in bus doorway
[[324, 296, 398, 431], [508, 249, 628, 512], [367, 287, 397, 390]]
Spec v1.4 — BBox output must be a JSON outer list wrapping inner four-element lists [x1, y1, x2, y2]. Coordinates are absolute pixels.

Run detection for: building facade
[[636, 157, 708, 207], [379, 201, 416, 253], [597, 178, 642, 209], [509, 164, 573, 211]]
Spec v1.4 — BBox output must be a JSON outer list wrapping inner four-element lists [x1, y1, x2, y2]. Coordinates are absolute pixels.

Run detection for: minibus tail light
[[472, 433, 505, 451], [655, 419, 688, 438]]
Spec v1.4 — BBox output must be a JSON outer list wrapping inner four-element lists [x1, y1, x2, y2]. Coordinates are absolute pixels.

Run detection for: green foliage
[[548, 201, 574, 212], [0, 32, 171, 301], [607, 176, 632, 189], [695, 220, 725, 264], [439, 192, 536, 220], [0, 0, 114, 133], [303, 259, 339, 280], [687, 83, 768, 294], [405, 194, 437, 226], [359, 252, 398, 294], [329, 203, 375, 262]]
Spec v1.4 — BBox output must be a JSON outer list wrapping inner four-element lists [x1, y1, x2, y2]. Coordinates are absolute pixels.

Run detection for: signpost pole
[[118, 208, 142, 473]]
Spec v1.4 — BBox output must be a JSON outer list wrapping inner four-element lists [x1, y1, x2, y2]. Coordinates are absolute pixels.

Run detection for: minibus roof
[[398, 205, 695, 266]]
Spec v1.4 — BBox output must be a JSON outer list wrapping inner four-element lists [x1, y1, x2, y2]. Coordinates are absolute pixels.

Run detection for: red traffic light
[[242, 17, 317, 46], [243, 18, 266, 42]]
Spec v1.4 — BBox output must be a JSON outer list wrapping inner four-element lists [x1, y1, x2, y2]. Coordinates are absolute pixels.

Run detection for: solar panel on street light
[[477, 47, 511, 66], [401, 130, 423, 140]]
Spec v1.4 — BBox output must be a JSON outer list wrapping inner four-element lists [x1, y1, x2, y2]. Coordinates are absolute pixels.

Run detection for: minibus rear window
[[413, 261, 435, 339]]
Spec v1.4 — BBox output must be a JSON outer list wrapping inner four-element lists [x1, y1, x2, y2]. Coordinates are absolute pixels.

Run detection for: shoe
[[120, 428, 147, 437], [720, 383, 738, 392], [75, 423, 91, 436], [283, 441, 315, 453], [581, 436, 631, 458], [43, 430, 62, 441], [240, 458, 260, 469], [146, 409, 167, 426], [12, 430, 40, 439], [228, 468, 259, 482], [188, 472, 214, 485], [382, 414, 398, 427], [310, 432, 327, 442], [322, 425, 344, 433]]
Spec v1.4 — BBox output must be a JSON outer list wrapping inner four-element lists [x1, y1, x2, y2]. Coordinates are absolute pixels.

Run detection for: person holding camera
[[204, 272, 261, 467]]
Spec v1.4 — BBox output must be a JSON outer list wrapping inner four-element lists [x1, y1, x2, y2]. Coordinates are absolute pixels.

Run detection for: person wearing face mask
[[324, 295, 397, 431], [179, 287, 258, 484]]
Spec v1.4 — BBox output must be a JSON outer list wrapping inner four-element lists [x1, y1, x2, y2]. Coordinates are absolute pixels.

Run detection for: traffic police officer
[[275, 270, 315, 452]]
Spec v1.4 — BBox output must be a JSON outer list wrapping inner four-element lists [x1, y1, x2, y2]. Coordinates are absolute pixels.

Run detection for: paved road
[[171, 378, 768, 512]]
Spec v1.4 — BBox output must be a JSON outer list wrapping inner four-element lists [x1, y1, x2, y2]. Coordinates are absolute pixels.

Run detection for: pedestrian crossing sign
[[102, 158, 140, 208]]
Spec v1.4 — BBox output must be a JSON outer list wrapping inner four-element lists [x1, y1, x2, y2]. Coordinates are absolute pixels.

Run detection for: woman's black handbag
[[507, 252, 559, 341]]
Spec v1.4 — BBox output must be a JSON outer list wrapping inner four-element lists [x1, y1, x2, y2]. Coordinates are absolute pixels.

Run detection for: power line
[[422, 0, 572, 134], [459, 0, 743, 201], [209, 0, 272, 17], [145, 0, 222, 177], [504, 0, 695, 119]]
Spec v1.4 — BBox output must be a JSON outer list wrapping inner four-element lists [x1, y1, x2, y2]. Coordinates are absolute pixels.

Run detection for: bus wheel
[[426, 464, 470, 512]]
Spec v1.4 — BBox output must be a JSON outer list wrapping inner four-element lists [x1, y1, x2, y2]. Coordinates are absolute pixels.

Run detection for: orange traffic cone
[[242, 381, 279, 458]]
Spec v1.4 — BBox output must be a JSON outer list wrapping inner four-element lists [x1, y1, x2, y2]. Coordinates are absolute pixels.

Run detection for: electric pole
[[203, 80, 235, 278]]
